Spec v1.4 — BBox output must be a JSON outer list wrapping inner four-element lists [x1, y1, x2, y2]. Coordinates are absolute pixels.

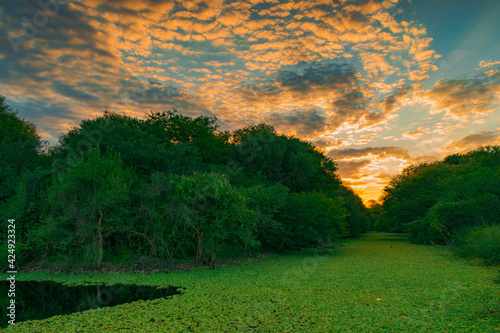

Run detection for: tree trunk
[[97, 209, 103, 269], [196, 230, 203, 266]]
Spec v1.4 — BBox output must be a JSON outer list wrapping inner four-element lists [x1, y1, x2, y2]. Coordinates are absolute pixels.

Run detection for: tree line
[[0, 96, 370, 269], [374, 145, 500, 264]]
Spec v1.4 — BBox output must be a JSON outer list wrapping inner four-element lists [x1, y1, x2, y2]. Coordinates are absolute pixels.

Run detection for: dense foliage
[[3, 233, 500, 332], [0, 97, 370, 268], [0, 96, 43, 204], [376, 146, 500, 263]]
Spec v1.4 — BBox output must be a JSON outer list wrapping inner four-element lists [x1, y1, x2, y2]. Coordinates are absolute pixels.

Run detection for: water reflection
[[1, 280, 182, 327]]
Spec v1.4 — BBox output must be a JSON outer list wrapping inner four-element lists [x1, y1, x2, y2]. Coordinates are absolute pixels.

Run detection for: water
[[1, 280, 182, 327]]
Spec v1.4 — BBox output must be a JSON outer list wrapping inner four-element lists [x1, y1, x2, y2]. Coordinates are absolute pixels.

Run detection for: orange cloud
[[0, 0, 449, 203], [414, 78, 500, 120], [442, 130, 500, 154], [329, 147, 439, 202]]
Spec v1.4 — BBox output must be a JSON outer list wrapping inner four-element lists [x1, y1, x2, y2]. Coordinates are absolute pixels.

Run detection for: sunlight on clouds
[[330, 146, 439, 203], [442, 130, 500, 155], [2, 0, 498, 202], [1, 0, 443, 143]]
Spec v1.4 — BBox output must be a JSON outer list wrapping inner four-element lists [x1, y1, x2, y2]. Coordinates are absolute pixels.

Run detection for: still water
[[1, 280, 182, 327]]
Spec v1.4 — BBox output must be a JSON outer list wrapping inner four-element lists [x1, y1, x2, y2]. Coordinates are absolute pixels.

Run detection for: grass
[[2, 232, 499, 332]]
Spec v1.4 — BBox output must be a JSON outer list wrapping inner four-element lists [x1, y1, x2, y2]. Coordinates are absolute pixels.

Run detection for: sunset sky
[[1, 0, 499, 203]]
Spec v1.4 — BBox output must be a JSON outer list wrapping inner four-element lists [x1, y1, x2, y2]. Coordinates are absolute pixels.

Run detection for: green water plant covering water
[[2, 233, 499, 332]]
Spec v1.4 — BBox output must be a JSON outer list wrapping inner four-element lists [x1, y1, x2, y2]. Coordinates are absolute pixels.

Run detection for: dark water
[[1, 280, 182, 327]]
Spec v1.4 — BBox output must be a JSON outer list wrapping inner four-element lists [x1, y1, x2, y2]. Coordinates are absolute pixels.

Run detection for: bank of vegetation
[[374, 145, 500, 265], [0, 96, 370, 270], [3, 233, 500, 332]]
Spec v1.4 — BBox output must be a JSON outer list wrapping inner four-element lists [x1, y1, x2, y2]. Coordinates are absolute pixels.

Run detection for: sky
[[1, 0, 499, 203]]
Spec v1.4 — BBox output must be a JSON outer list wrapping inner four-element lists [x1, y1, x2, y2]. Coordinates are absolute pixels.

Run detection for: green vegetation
[[0, 97, 370, 269], [2, 96, 498, 331], [452, 224, 500, 265], [0, 96, 44, 204], [376, 146, 500, 265], [2, 233, 499, 332]]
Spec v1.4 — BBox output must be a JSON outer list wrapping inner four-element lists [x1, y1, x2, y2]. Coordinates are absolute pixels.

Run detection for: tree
[[146, 109, 233, 166], [1, 168, 53, 266], [366, 200, 382, 231], [134, 172, 193, 261], [235, 130, 330, 193], [378, 162, 448, 232], [0, 96, 42, 203], [239, 183, 289, 250], [231, 123, 277, 144], [338, 186, 371, 236], [379, 146, 500, 245], [174, 173, 259, 267], [52, 111, 202, 177], [278, 192, 348, 250], [41, 147, 133, 268]]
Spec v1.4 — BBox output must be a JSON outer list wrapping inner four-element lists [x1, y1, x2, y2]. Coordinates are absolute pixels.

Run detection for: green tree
[[1, 168, 53, 266], [231, 123, 277, 144], [337, 185, 371, 236], [146, 109, 233, 166], [0, 96, 42, 203], [235, 130, 332, 193], [278, 192, 348, 250], [135, 172, 193, 261], [366, 200, 382, 231], [174, 173, 259, 267], [378, 162, 448, 232], [52, 111, 202, 177], [379, 146, 500, 246], [41, 147, 133, 268], [239, 183, 289, 250]]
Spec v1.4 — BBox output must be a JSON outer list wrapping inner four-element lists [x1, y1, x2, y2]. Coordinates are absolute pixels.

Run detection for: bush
[[0, 168, 53, 266], [406, 215, 450, 245], [39, 147, 133, 268], [239, 183, 289, 251], [174, 173, 260, 267], [380, 146, 500, 245], [452, 225, 500, 265], [133, 172, 193, 261], [278, 191, 347, 250], [407, 194, 500, 244]]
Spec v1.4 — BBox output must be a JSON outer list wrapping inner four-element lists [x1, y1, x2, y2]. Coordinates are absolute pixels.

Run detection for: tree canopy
[[0, 96, 369, 269]]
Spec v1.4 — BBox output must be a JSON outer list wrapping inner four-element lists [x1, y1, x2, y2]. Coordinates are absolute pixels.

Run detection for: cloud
[[414, 65, 500, 120], [0, 0, 449, 203], [276, 63, 357, 92], [336, 159, 372, 178], [312, 137, 345, 149], [329, 146, 412, 161], [328, 146, 439, 202], [402, 126, 428, 140], [0, 0, 441, 139], [331, 89, 385, 128], [479, 60, 500, 68], [443, 130, 500, 154], [265, 109, 329, 138]]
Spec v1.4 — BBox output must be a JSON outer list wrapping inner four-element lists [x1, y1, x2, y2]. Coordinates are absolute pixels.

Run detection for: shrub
[[0, 168, 53, 266], [452, 225, 500, 265], [407, 194, 500, 244], [39, 147, 133, 268], [174, 173, 259, 267], [278, 191, 347, 250], [239, 183, 289, 251], [133, 172, 193, 261], [406, 215, 451, 245]]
